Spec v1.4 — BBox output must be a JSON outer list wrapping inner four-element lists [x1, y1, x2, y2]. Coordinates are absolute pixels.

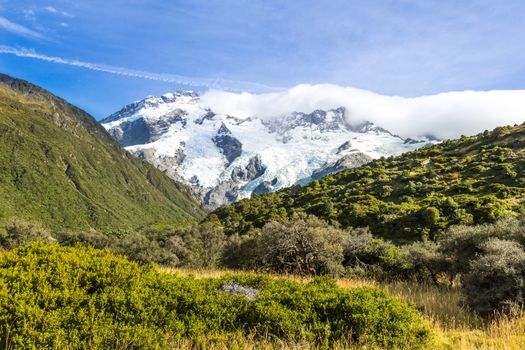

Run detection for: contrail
[[0, 46, 282, 92]]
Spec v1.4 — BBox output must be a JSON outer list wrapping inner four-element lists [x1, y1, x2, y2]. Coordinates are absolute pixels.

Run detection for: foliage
[[0, 218, 54, 250], [0, 243, 431, 349], [401, 216, 525, 316], [0, 74, 205, 234], [53, 222, 226, 269], [222, 213, 346, 275], [173, 222, 226, 268], [343, 228, 410, 279], [211, 124, 525, 242], [463, 238, 525, 316], [403, 241, 453, 285]]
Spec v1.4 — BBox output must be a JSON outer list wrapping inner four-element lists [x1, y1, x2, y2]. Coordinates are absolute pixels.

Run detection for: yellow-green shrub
[[0, 243, 431, 349]]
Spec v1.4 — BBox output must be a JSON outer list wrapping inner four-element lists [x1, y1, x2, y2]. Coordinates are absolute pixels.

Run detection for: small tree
[[343, 228, 408, 279], [179, 223, 225, 268], [462, 239, 525, 316], [404, 241, 453, 285], [112, 232, 180, 266], [230, 213, 346, 275]]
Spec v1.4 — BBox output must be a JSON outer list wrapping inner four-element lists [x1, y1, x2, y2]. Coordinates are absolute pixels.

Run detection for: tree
[[463, 239, 525, 316], [404, 241, 452, 285], [179, 223, 226, 268], [224, 213, 346, 275]]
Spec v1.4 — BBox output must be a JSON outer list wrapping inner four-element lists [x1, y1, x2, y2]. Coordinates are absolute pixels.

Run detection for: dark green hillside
[[212, 124, 525, 242], [0, 74, 205, 233]]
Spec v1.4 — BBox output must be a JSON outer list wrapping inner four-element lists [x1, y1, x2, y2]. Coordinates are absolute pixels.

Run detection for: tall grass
[[161, 267, 525, 350]]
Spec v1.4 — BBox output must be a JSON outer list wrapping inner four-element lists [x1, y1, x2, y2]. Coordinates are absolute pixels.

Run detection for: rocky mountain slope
[[0, 74, 205, 233], [102, 92, 436, 208], [211, 124, 525, 242]]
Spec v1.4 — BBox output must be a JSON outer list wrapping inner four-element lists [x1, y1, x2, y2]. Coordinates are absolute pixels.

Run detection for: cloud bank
[[202, 84, 525, 140], [0, 46, 280, 93]]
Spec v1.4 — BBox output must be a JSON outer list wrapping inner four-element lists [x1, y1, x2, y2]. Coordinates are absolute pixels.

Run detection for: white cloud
[[0, 16, 45, 39], [0, 46, 280, 93], [45, 6, 58, 13], [201, 84, 525, 139], [45, 6, 73, 17]]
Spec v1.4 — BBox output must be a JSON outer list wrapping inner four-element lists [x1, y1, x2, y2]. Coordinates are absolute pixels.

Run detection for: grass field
[[163, 268, 525, 350]]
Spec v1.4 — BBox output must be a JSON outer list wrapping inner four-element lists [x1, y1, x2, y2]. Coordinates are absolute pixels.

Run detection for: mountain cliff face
[[0, 75, 205, 232], [102, 92, 436, 208]]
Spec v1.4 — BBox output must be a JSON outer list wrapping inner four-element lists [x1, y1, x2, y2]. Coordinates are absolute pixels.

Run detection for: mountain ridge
[[0, 74, 206, 233], [102, 92, 437, 208]]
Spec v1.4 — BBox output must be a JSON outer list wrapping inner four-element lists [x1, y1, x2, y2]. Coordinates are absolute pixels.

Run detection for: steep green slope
[[212, 124, 525, 242], [0, 74, 205, 233]]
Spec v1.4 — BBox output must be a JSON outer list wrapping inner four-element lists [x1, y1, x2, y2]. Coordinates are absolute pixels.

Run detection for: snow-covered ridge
[[101, 91, 437, 208]]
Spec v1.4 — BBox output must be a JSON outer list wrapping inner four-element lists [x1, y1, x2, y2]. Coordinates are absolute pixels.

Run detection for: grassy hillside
[[212, 124, 525, 241], [0, 74, 205, 233]]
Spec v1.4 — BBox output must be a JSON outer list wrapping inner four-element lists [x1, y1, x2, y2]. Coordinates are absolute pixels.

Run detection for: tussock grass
[[161, 267, 525, 349]]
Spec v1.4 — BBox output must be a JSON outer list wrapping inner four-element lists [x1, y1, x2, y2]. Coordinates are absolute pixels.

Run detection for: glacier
[[101, 91, 436, 208]]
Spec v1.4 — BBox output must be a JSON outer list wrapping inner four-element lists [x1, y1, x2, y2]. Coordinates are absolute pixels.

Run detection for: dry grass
[[160, 267, 525, 349]]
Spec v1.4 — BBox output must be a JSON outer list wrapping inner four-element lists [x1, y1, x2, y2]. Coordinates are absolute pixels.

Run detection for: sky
[[0, 0, 525, 135]]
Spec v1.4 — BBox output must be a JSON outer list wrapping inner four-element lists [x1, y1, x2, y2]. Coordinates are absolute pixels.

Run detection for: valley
[[0, 74, 524, 349]]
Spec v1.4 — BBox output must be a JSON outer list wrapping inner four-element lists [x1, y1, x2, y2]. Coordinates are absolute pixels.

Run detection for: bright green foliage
[[0, 243, 431, 349], [212, 124, 525, 242], [0, 74, 205, 234]]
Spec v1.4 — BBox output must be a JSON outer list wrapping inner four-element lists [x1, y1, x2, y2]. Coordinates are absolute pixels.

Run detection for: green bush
[[54, 223, 226, 269], [423, 216, 525, 315], [0, 243, 431, 349], [403, 241, 453, 285], [174, 222, 225, 268], [462, 239, 525, 316], [343, 228, 410, 279], [0, 218, 54, 250], [222, 213, 346, 275]]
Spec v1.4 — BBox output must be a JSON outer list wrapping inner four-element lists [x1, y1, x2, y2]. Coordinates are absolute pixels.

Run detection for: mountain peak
[[101, 95, 437, 208], [101, 90, 200, 124]]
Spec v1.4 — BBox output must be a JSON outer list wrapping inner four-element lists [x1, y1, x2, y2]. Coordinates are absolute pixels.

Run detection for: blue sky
[[1, 0, 525, 119]]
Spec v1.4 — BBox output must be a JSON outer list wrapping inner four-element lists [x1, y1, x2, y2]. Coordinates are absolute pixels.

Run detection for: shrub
[[462, 239, 525, 316], [343, 228, 409, 279], [221, 232, 261, 269], [54, 223, 226, 268], [55, 229, 111, 249], [176, 222, 225, 268], [223, 213, 346, 275], [403, 241, 453, 285], [0, 243, 432, 349], [0, 218, 54, 250], [111, 232, 180, 266], [439, 216, 525, 276]]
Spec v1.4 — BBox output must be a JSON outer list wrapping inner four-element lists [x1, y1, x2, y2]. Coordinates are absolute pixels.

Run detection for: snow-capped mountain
[[101, 92, 437, 208]]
